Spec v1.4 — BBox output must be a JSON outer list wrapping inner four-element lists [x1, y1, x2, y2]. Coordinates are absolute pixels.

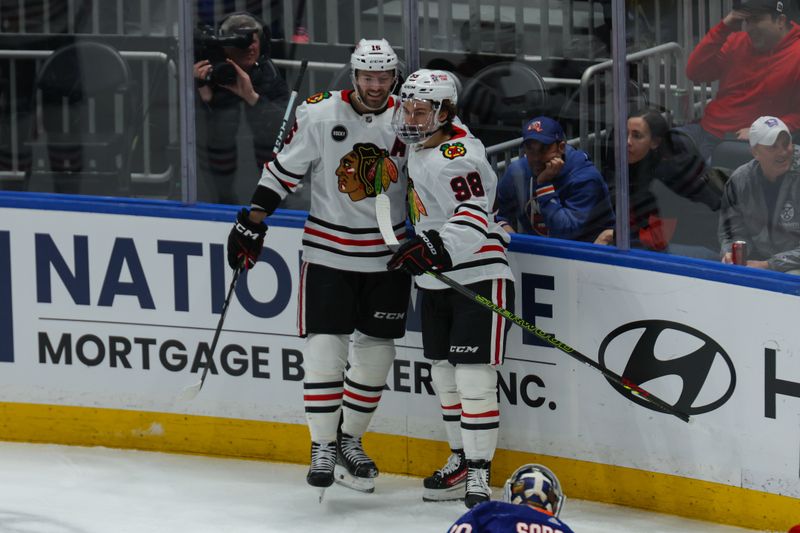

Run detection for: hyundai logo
[[598, 320, 735, 415]]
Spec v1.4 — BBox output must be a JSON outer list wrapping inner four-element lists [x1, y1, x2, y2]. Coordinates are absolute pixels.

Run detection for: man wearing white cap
[[718, 116, 800, 273]]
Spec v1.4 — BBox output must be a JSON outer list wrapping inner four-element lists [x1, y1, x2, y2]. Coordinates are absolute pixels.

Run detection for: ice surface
[[0, 442, 766, 533]]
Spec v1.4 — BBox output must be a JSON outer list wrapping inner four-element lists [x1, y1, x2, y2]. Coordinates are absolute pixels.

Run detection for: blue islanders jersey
[[447, 501, 575, 533]]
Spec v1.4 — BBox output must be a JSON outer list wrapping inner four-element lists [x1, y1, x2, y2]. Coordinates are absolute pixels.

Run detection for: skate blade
[[422, 483, 466, 502], [333, 465, 375, 493], [317, 486, 327, 503]]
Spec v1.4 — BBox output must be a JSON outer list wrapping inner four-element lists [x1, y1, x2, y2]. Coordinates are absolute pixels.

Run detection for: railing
[[271, 58, 344, 98], [678, 0, 734, 117], [0, 0, 739, 191], [579, 41, 684, 163], [0, 48, 177, 184], [1, 0, 732, 57], [0, 0, 177, 35], [485, 43, 686, 176]]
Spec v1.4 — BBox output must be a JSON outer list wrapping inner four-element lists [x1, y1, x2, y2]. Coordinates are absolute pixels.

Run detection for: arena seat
[[26, 40, 136, 195], [710, 140, 752, 173], [458, 61, 548, 147]]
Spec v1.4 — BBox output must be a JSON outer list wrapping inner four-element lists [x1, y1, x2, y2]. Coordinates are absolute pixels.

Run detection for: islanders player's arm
[[446, 507, 477, 533], [249, 98, 321, 223]]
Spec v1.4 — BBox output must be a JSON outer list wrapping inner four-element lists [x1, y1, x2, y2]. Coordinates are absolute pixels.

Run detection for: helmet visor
[[391, 98, 442, 144]]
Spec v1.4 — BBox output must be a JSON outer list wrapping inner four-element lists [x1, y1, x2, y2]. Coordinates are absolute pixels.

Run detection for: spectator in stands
[[595, 108, 722, 256], [718, 116, 800, 273], [194, 12, 289, 204], [495, 116, 614, 242], [684, 0, 800, 162]]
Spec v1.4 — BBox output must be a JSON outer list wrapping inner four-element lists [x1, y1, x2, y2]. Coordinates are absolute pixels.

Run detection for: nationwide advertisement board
[[0, 198, 798, 529]]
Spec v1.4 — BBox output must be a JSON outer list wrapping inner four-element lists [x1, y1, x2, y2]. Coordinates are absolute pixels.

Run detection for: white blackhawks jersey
[[408, 122, 514, 290], [257, 90, 408, 272]]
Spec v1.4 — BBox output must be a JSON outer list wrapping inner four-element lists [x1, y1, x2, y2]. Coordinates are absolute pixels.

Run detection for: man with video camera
[[193, 12, 289, 204]]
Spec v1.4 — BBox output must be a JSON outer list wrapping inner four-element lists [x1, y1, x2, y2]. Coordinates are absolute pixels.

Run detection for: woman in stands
[[596, 108, 722, 256]]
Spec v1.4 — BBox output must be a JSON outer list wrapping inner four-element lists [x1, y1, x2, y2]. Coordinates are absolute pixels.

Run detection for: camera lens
[[209, 62, 237, 86]]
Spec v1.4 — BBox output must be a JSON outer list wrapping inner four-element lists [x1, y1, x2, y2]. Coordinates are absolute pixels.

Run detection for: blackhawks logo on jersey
[[306, 91, 332, 104], [407, 177, 428, 225], [336, 143, 399, 202], [440, 142, 466, 160]]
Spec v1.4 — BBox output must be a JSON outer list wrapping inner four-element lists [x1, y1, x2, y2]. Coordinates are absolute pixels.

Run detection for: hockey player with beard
[[447, 464, 575, 533], [387, 69, 515, 508], [226, 39, 410, 496]]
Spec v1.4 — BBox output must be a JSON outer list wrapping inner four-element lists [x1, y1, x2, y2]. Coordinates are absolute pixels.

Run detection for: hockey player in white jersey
[[386, 69, 515, 508], [226, 39, 410, 495]]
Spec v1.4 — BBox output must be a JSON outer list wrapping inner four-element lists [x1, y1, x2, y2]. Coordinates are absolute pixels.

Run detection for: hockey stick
[[271, 59, 309, 157], [179, 267, 241, 400], [180, 63, 309, 401], [375, 194, 690, 423]]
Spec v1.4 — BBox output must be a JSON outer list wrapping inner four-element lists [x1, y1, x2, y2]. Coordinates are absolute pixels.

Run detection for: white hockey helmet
[[392, 69, 458, 144], [351, 38, 398, 73], [503, 463, 566, 517], [350, 38, 398, 110]]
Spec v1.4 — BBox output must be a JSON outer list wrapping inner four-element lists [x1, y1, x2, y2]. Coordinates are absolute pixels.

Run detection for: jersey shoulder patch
[[306, 91, 332, 104], [440, 141, 467, 160]]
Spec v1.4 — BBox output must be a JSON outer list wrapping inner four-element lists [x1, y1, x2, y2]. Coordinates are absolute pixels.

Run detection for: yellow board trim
[[0, 402, 797, 531]]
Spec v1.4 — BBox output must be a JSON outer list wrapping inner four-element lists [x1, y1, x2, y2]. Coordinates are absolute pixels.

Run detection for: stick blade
[[375, 193, 400, 248], [178, 380, 203, 402]]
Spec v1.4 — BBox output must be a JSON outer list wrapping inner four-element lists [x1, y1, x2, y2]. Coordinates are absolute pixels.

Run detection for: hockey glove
[[386, 230, 452, 276], [227, 208, 267, 270]]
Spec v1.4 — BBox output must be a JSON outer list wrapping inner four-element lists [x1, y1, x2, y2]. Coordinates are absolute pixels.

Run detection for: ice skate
[[422, 449, 467, 502], [333, 432, 378, 493], [306, 441, 336, 502], [464, 459, 491, 508]]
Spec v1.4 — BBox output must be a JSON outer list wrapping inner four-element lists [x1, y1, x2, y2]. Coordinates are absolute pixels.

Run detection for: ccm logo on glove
[[235, 222, 264, 241], [227, 208, 268, 270]]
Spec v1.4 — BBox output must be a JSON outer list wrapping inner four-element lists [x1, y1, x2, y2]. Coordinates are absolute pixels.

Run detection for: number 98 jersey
[[407, 121, 513, 290]]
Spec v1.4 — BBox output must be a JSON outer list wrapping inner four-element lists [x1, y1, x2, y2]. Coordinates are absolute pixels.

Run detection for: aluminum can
[[731, 240, 748, 265]]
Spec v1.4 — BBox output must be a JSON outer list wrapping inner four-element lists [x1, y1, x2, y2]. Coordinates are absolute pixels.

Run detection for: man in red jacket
[[684, 0, 800, 161]]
